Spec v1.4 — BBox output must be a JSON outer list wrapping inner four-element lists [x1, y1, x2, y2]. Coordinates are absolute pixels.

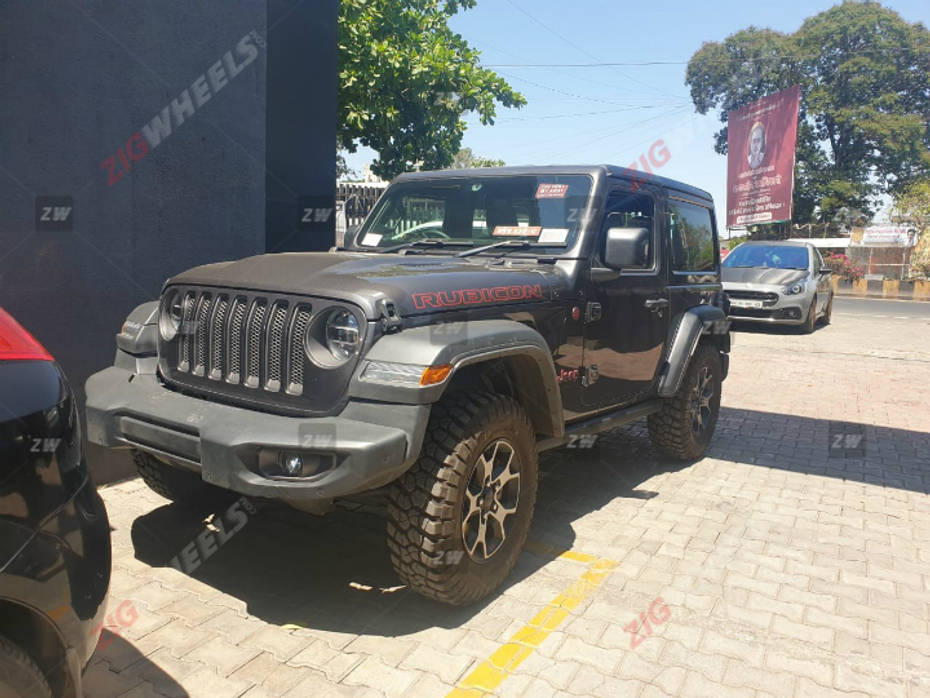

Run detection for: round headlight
[[786, 283, 804, 295], [324, 309, 360, 361], [158, 291, 183, 341]]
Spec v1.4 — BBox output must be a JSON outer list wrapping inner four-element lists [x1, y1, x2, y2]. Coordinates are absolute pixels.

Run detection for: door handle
[[644, 298, 670, 311]]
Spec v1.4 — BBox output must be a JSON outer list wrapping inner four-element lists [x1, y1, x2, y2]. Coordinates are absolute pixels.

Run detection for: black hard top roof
[[394, 165, 713, 204]]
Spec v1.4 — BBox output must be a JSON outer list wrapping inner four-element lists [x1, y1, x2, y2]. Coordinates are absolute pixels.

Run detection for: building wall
[[0, 1, 337, 481]]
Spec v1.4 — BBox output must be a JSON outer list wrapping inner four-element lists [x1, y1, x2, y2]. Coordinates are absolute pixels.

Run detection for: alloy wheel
[[462, 439, 521, 562], [689, 366, 714, 436]]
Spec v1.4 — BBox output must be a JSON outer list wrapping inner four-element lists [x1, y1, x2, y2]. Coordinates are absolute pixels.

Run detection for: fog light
[[281, 453, 303, 476]]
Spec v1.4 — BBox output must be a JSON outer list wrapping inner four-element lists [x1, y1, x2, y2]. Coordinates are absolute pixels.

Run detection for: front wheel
[[819, 293, 833, 325], [801, 294, 818, 334], [386, 393, 538, 606], [648, 344, 722, 461], [0, 636, 52, 698]]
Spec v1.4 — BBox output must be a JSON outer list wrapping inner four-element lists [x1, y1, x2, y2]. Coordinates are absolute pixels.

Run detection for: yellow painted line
[[447, 552, 618, 697], [522, 539, 598, 564]]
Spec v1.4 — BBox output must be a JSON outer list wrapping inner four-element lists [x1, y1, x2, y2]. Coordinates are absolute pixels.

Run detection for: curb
[[832, 277, 930, 302]]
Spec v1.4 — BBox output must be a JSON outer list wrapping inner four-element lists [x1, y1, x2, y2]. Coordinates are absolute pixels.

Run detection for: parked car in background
[[0, 308, 111, 698], [722, 241, 833, 333]]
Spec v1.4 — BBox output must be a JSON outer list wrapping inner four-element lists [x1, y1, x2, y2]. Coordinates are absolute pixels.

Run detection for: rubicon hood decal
[[167, 252, 563, 318], [412, 284, 544, 309]]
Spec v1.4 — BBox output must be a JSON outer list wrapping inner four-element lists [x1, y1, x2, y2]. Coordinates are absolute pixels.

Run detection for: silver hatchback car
[[721, 241, 834, 332]]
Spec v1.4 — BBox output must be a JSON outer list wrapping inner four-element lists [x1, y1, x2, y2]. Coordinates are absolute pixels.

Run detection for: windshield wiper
[[456, 240, 536, 258], [376, 239, 468, 254]]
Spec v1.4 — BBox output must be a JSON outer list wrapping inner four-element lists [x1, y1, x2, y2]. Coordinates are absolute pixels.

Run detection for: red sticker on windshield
[[536, 184, 568, 199], [492, 226, 542, 237]]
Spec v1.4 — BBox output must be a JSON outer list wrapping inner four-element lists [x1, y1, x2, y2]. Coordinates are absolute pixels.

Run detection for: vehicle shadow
[[127, 404, 928, 642], [127, 431, 672, 639], [84, 633, 190, 697], [729, 319, 828, 335]]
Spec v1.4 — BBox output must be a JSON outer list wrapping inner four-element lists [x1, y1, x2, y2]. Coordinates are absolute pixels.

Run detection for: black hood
[[168, 252, 567, 318], [721, 267, 808, 286]]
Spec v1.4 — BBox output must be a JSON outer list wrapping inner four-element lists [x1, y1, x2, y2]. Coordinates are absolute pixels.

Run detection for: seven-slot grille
[[173, 289, 312, 396]]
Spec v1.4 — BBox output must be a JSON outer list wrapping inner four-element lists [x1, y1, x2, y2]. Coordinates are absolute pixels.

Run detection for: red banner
[[726, 85, 800, 228]]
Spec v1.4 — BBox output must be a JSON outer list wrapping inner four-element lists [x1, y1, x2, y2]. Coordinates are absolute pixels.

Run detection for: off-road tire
[[801, 295, 818, 334], [648, 344, 722, 461], [0, 635, 52, 698], [133, 450, 231, 506], [386, 392, 538, 606]]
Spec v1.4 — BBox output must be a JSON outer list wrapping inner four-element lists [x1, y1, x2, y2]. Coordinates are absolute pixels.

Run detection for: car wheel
[[133, 450, 234, 507], [647, 344, 722, 461], [820, 293, 833, 325], [801, 294, 818, 334], [386, 392, 538, 606], [0, 635, 52, 698]]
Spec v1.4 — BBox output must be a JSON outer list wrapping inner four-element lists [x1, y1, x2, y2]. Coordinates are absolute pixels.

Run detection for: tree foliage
[[450, 147, 506, 168], [686, 1, 930, 223], [339, 0, 525, 180]]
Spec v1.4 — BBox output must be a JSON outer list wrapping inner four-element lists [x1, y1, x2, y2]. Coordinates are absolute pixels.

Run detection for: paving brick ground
[[87, 309, 930, 698]]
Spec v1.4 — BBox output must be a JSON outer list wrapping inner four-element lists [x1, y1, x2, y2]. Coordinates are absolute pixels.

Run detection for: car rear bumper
[[85, 366, 429, 501]]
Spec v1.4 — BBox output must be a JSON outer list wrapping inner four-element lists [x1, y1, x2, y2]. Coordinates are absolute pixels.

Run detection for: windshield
[[722, 244, 809, 270], [354, 175, 592, 251]]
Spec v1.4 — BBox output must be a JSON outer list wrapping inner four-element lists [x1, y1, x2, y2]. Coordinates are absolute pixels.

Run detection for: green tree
[[339, 0, 525, 180], [685, 1, 930, 223], [450, 147, 506, 169], [894, 180, 930, 277]]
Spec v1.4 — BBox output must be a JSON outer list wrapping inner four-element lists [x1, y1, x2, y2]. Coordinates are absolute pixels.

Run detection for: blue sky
[[343, 0, 930, 233]]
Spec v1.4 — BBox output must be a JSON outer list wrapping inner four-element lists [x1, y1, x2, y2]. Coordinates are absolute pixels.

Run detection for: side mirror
[[604, 227, 651, 269], [819, 267, 832, 276]]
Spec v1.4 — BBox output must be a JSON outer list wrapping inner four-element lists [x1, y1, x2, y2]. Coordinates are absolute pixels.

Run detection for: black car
[[86, 165, 730, 605], [0, 307, 111, 698]]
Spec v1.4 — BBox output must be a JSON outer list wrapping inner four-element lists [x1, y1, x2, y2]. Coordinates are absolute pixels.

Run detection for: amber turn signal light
[[420, 364, 452, 386]]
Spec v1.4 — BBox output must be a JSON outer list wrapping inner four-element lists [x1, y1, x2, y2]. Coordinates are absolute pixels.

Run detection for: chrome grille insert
[[162, 287, 334, 405]]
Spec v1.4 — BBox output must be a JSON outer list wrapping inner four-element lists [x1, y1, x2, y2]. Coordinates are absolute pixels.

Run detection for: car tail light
[[0, 307, 52, 361]]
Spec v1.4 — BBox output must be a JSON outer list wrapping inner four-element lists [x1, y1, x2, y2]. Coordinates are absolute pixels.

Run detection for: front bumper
[[85, 366, 429, 501], [724, 286, 811, 325]]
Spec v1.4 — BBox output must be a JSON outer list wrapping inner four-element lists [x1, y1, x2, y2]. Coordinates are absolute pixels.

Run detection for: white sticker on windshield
[[493, 226, 541, 237], [361, 233, 382, 246], [538, 228, 569, 244]]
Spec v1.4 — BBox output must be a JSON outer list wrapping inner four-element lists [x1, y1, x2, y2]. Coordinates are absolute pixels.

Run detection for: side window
[[601, 191, 655, 269], [668, 200, 715, 272], [815, 248, 825, 270]]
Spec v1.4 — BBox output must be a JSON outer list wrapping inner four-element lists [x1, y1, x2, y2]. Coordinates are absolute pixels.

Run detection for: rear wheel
[[133, 450, 232, 506], [648, 344, 722, 461], [0, 635, 52, 698], [386, 392, 538, 606]]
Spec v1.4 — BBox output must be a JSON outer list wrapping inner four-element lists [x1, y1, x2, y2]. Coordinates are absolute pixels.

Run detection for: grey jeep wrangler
[[86, 165, 730, 605]]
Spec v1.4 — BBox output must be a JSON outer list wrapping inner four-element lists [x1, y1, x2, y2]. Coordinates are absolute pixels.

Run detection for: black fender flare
[[657, 305, 730, 398], [350, 319, 564, 437]]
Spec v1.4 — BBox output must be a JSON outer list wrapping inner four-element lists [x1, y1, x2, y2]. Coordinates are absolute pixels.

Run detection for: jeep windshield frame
[[352, 174, 594, 256]]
